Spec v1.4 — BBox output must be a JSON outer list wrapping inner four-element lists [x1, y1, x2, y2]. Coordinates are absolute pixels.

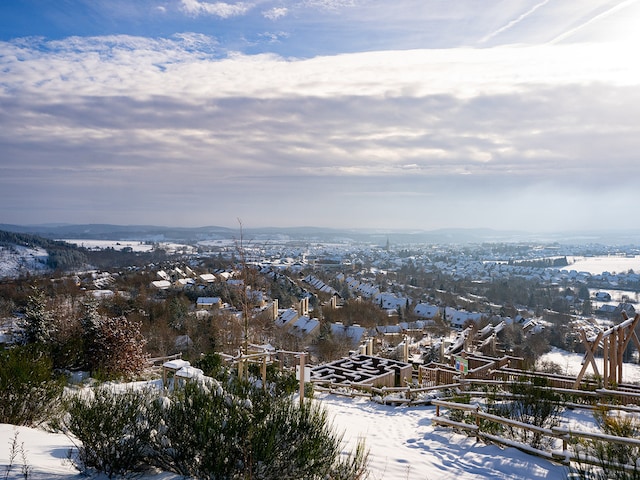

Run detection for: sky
[[1, 0, 639, 232]]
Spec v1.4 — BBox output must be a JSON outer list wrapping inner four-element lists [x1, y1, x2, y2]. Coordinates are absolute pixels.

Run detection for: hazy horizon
[[1, 1, 639, 232]]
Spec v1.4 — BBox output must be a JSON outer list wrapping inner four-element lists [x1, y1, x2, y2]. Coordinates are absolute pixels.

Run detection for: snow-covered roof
[[275, 308, 298, 328], [290, 316, 320, 337], [197, 296, 221, 306]]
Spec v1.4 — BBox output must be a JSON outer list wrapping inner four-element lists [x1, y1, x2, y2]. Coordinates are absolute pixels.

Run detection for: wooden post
[[238, 358, 244, 381], [611, 329, 618, 386], [261, 355, 267, 391], [299, 353, 306, 406], [603, 335, 609, 388], [574, 330, 603, 389], [618, 325, 625, 384]]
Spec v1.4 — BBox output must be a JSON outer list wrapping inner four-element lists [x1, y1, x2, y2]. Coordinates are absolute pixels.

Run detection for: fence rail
[[432, 399, 640, 471]]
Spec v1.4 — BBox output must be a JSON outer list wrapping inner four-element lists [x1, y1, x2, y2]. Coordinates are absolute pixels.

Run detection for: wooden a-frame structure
[[574, 312, 640, 389]]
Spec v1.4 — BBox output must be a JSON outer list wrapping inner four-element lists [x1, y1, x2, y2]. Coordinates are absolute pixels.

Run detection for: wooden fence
[[432, 399, 640, 471], [311, 379, 462, 404]]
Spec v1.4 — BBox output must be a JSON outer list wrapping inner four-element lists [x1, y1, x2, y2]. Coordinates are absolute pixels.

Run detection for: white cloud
[[3, 36, 637, 103], [1, 34, 639, 230], [303, 0, 359, 9], [263, 7, 288, 20], [180, 0, 253, 18]]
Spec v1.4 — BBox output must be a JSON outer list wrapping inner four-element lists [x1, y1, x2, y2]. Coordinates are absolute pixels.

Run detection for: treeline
[[0, 229, 74, 250], [509, 256, 569, 268]]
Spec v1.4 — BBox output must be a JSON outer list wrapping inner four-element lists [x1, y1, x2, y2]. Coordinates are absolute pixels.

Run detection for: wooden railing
[[432, 399, 640, 471]]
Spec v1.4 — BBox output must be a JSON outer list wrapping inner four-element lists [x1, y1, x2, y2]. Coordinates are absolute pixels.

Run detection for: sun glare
[[606, 5, 640, 44]]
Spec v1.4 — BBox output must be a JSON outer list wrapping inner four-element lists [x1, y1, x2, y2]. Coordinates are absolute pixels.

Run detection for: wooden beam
[[574, 329, 602, 388]]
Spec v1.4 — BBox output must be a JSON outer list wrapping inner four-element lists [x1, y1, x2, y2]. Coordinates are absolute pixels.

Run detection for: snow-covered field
[[60, 239, 154, 252], [564, 255, 640, 275], [539, 346, 640, 384]]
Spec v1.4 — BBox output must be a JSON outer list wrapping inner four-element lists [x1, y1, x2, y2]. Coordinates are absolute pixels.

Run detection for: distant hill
[[0, 223, 236, 242], [1, 223, 639, 246], [0, 223, 530, 244]]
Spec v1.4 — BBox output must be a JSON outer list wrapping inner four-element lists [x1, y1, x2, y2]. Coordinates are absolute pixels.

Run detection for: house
[[374, 293, 408, 310], [448, 309, 483, 329], [595, 291, 612, 302], [330, 322, 366, 346], [151, 280, 171, 290], [596, 304, 617, 316], [199, 273, 216, 284], [414, 303, 439, 319], [376, 324, 403, 335], [174, 278, 195, 288], [613, 303, 636, 318], [196, 297, 221, 309], [275, 308, 299, 328], [290, 315, 320, 338]]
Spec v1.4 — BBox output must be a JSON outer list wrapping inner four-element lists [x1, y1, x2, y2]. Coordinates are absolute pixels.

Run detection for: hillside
[[0, 230, 87, 278]]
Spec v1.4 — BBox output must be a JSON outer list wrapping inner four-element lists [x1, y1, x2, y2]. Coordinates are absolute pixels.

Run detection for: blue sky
[[1, 1, 639, 232]]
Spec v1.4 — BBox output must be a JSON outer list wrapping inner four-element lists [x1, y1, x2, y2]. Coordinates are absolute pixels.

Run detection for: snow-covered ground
[[539, 346, 640, 384], [1, 393, 570, 480], [8, 347, 639, 479], [0, 245, 49, 278], [563, 255, 640, 275], [60, 239, 154, 252], [321, 394, 566, 480]]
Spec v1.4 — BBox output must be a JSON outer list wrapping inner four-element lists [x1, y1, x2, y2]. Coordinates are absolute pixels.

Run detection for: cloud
[[263, 7, 288, 20], [4, 36, 637, 103], [180, 0, 253, 18], [1, 34, 639, 230], [303, 0, 360, 10]]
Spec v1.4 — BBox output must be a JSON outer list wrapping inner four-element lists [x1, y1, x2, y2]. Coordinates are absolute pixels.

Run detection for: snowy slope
[[5, 349, 612, 479], [1, 393, 568, 480], [0, 245, 49, 278], [319, 394, 566, 480]]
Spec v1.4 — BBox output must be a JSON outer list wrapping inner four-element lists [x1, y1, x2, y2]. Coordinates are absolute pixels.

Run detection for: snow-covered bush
[[65, 377, 368, 479], [0, 345, 64, 426], [150, 377, 368, 479], [569, 409, 640, 480], [489, 377, 562, 449], [64, 386, 160, 478]]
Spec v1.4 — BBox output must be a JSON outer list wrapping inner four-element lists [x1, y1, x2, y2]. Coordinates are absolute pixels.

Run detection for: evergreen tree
[[21, 287, 55, 345]]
